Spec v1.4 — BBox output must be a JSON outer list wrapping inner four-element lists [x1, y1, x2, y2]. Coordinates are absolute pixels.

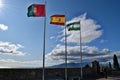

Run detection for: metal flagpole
[[65, 19, 68, 80], [79, 21, 83, 80], [42, 0, 46, 80]]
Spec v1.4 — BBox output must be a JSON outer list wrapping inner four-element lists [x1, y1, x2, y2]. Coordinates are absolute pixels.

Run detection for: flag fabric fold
[[66, 21, 80, 31], [50, 14, 65, 25], [27, 4, 45, 17]]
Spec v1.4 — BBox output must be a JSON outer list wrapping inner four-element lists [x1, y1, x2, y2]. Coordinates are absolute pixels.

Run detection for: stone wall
[[0, 68, 98, 80]]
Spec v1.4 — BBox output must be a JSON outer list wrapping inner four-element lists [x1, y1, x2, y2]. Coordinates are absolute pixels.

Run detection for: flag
[[66, 21, 80, 31], [50, 14, 65, 25], [27, 4, 45, 17]]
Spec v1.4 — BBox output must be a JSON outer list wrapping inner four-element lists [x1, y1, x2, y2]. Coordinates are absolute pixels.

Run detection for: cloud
[[60, 13, 103, 44], [0, 58, 42, 68], [0, 24, 8, 31], [50, 36, 55, 39], [46, 44, 120, 65], [100, 39, 107, 43], [0, 57, 64, 68], [0, 44, 119, 68], [0, 41, 25, 56], [45, 13, 120, 66], [45, 13, 105, 65]]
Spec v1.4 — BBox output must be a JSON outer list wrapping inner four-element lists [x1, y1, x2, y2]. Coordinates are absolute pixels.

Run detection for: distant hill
[[48, 62, 89, 68]]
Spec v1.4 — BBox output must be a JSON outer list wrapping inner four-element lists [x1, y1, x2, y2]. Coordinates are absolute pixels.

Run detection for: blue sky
[[0, 0, 120, 68]]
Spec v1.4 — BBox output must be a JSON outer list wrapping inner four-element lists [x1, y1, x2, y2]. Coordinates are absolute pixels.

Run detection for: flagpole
[[79, 21, 83, 80], [65, 17, 68, 80], [42, 0, 46, 80]]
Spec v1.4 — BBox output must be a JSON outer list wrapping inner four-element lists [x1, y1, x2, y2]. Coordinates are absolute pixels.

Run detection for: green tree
[[113, 54, 119, 70]]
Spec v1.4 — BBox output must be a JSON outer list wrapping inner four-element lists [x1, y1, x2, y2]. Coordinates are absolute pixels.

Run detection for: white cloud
[[61, 13, 103, 44], [0, 41, 25, 56], [0, 58, 42, 68], [100, 39, 107, 43], [0, 57, 64, 68], [50, 36, 55, 39], [0, 24, 8, 31], [45, 13, 120, 66], [0, 44, 119, 68], [46, 44, 120, 65], [0, 66, 10, 68]]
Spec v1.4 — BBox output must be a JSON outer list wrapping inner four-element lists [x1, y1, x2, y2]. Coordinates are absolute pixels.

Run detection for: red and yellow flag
[[50, 14, 65, 25]]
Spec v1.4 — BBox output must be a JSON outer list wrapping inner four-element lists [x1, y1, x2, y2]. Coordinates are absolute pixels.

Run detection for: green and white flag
[[66, 21, 80, 31]]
